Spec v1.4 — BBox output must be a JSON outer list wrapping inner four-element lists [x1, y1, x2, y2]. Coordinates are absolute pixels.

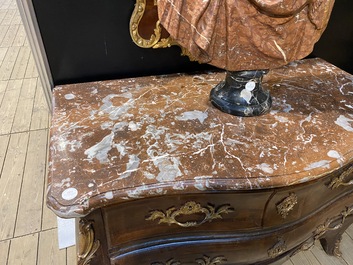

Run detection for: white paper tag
[[57, 217, 76, 249]]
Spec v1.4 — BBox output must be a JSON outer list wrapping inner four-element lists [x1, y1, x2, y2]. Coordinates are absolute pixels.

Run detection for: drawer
[[109, 217, 317, 265], [102, 192, 271, 252], [263, 163, 353, 227], [79, 188, 353, 265], [111, 239, 277, 265]]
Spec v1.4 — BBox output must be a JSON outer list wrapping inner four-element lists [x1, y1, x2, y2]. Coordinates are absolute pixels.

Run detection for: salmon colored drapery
[[157, 0, 335, 71]]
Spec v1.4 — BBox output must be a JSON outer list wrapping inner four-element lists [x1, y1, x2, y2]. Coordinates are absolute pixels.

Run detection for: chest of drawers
[[76, 168, 353, 265], [47, 59, 353, 264]]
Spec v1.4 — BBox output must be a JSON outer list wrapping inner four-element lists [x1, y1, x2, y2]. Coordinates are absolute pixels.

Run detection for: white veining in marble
[[335, 115, 353, 132], [48, 59, 353, 217], [176, 110, 208, 123], [304, 160, 331, 171]]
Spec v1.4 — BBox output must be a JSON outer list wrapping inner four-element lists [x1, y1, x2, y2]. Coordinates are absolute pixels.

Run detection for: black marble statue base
[[210, 70, 272, 117]]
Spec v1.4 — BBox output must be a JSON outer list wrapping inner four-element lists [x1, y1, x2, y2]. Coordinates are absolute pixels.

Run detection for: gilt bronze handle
[[77, 219, 100, 265], [146, 201, 234, 227], [276, 193, 298, 219], [328, 166, 353, 189]]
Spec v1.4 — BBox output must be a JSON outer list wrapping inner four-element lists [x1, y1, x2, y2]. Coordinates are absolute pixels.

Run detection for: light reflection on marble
[[47, 58, 353, 217]]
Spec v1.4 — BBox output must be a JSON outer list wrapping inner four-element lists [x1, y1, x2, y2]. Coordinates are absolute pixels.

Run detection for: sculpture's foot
[[210, 70, 272, 117]]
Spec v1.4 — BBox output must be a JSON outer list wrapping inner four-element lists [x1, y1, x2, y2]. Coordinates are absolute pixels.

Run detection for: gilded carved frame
[[129, 0, 196, 60]]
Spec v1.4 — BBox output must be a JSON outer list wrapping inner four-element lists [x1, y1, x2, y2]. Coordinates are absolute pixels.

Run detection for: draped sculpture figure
[[156, 0, 335, 71]]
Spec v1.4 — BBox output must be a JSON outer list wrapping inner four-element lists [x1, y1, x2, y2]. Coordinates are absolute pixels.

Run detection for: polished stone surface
[[157, 0, 335, 71], [47, 58, 353, 217]]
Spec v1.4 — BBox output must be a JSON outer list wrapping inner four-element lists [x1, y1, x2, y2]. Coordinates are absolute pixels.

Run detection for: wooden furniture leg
[[320, 215, 353, 257]]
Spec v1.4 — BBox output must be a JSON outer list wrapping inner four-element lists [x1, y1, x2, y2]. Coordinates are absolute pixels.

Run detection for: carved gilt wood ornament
[[129, 0, 196, 60], [146, 201, 234, 227], [129, 0, 173, 49], [77, 219, 100, 265]]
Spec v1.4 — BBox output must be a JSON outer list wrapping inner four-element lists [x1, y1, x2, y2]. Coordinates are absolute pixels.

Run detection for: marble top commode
[[47, 58, 353, 218]]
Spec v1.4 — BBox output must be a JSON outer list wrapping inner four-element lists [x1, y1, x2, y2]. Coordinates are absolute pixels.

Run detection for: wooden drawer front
[[110, 221, 314, 265], [111, 237, 282, 265], [103, 192, 271, 251], [80, 190, 353, 265], [109, 192, 353, 265], [263, 164, 353, 227]]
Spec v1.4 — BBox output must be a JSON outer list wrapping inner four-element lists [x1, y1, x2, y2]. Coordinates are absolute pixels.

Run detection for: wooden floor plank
[[1, 8, 14, 25], [310, 244, 347, 265], [41, 112, 55, 230], [290, 250, 321, 265], [0, 0, 12, 10], [0, 134, 10, 176], [30, 79, 50, 131], [10, 10, 21, 25], [0, 239, 10, 265], [7, 233, 38, 265], [340, 233, 353, 265], [9, 1, 17, 10], [41, 203, 57, 231], [14, 129, 48, 237], [1, 0, 14, 9], [0, 79, 7, 92], [0, 46, 20, 80], [11, 78, 37, 133], [0, 10, 8, 24], [14, 76, 37, 99], [282, 259, 294, 265], [37, 229, 67, 265], [67, 245, 77, 265], [3, 76, 20, 90], [24, 53, 38, 78], [0, 79, 7, 104], [12, 24, 25, 47], [0, 132, 29, 240], [0, 90, 4, 104], [0, 80, 22, 135], [10, 46, 30, 79], [346, 224, 353, 239], [23, 35, 29, 46], [0, 47, 8, 64], [0, 25, 9, 44], [1, 24, 18, 47]]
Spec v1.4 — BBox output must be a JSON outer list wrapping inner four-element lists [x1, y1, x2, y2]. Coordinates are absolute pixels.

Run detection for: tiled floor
[[0, 0, 352, 264]]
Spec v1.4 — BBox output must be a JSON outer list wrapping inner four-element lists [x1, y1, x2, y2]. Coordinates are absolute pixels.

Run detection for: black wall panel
[[32, 0, 353, 86], [311, 0, 353, 74], [32, 0, 213, 86]]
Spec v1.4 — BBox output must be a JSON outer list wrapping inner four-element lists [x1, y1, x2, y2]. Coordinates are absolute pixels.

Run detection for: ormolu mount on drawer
[[146, 201, 234, 227]]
